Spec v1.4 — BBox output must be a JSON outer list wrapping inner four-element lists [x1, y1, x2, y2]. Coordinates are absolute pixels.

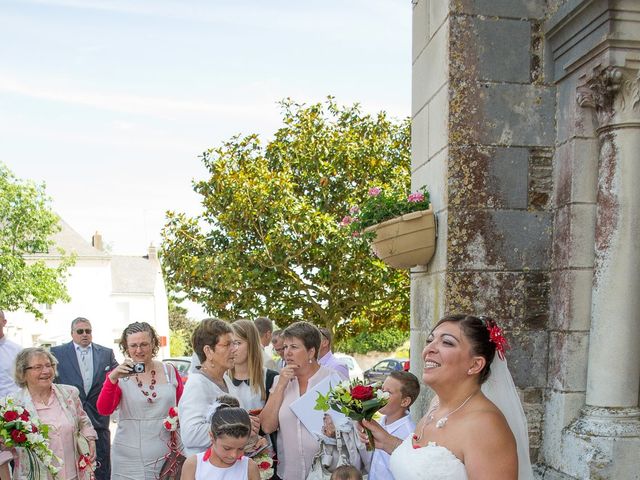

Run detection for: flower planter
[[363, 208, 436, 269]]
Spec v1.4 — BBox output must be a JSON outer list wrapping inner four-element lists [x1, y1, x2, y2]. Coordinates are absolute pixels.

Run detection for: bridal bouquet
[[314, 379, 389, 450], [0, 397, 61, 479], [253, 452, 275, 480]]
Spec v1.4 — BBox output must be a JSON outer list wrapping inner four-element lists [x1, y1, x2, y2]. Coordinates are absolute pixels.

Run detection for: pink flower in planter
[[368, 187, 381, 197], [407, 192, 425, 203], [349, 205, 360, 215]]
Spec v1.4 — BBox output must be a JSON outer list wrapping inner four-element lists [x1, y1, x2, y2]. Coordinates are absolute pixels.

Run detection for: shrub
[[336, 326, 409, 354]]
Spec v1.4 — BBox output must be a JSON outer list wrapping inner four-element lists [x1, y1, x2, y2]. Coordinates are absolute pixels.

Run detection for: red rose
[[350, 385, 374, 401], [31, 424, 38, 433], [163, 421, 172, 430], [19, 411, 30, 421], [259, 461, 271, 470], [168, 407, 178, 418], [3, 411, 19, 422], [10, 429, 27, 444]]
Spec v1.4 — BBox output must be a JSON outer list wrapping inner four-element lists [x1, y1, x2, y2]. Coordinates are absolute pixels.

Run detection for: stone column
[[576, 65, 640, 415]]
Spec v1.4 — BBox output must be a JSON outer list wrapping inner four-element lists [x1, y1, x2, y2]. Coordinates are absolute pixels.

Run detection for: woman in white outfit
[[361, 314, 534, 480]]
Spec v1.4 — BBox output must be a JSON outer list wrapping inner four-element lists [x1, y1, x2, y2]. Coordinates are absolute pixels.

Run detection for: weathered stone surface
[[555, 73, 598, 144], [429, 0, 449, 39], [551, 204, 596, 269], [549, 269, 592, 331], [471, 16, 532, 83], [428, 85, 449, 157], [448, 209, 552, 270], [448, 146, 529, 209], [412, 20, 448, 114], [509, 329, 548, 388], [553, 138, 599, 208], [529, 147, 553, 210], [542, 390, 585, 471], [547, 331, 588, 391], [452, 0, 546, 19], [410, 271, 446, 331]]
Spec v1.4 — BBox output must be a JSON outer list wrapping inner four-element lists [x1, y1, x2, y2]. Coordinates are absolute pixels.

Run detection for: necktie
[[79, 348, 92, 395]]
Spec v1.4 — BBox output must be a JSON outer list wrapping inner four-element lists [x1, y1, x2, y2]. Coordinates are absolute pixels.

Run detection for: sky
[[0, 0, 411, 257]]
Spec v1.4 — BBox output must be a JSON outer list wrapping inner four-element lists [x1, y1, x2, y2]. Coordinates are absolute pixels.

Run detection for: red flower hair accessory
[[485, 319, 510, 360]]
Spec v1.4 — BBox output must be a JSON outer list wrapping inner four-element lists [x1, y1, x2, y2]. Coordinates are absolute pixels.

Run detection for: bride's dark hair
[[433, 314, 497, 383]]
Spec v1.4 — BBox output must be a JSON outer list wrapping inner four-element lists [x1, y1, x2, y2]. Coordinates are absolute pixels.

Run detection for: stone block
[[446, 271, 526, 321], [509, 329, 548, 388], [412, 19, 448, 114], [541, 390, 585, 470], [551, 204, 596, 269], [556, 73, 598, 144], [547, 331, 588, 391], [428, 84, 448, 157], [449, 209, 552, 271], [413, 146, 448, 218], [429, 0, 449, 39], [448, 146, 529, 209], [549, 269, 592, 331], [524, 271, 549, 330], [528, 147, 553, 211], [553, 138, 598, 208], [410, 270, 446, 331], [411, 106, 429, 171], [452, 0, 546, 19], [478, 83, 555, 146], [412, 0, 429, 63], [471, 16, 532, 83]]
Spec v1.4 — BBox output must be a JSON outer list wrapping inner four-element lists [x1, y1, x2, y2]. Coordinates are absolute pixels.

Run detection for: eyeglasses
[[25, 363, 55, 372], [232, 340, 244, 347], [75, 329, 92, 335], [127, 342, 151, 350]]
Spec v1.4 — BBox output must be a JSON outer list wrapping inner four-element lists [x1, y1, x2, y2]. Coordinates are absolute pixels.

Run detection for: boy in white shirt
[[368, 370, 420, 480]]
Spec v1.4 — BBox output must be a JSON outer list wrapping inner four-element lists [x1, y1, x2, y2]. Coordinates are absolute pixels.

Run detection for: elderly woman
[[260, 321, 334, 480], [9, 347, 97, 480], [178, 318, 239, 456], [360, 314, 534, 480], [97, 322, 184, 479]]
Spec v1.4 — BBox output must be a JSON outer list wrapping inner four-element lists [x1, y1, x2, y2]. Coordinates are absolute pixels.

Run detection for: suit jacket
[[51, 342, 118, 431]]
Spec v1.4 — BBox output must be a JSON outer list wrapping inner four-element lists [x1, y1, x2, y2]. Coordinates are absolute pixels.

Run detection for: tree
[[168, 299, 197, 356], [0, 163, 72, 318], [161, 98, 411, 338]]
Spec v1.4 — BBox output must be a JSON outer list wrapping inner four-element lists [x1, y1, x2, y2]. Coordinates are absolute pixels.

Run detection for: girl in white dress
[[360, 314, 534, 480], [180, 399, 260, 480]]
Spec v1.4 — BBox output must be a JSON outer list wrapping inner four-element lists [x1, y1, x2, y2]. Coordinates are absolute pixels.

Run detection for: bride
[[360, 314, 533, 480]]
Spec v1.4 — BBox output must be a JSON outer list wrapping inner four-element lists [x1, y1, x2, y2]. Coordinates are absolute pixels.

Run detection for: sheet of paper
[[289, 373, 349, 437]]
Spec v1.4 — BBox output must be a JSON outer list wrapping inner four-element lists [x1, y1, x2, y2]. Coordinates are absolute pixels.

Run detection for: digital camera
[[132, 362, 145, 374]]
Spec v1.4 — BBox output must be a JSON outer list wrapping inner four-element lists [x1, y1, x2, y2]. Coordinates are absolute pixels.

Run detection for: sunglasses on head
[[76, 328, 92, 335]]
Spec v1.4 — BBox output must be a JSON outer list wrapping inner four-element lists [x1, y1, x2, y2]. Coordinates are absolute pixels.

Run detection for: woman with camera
[[97, 322, 184, 479]]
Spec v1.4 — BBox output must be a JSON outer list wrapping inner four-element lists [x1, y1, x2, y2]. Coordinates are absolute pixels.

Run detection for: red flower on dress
[[350, 385, 374, 401], [487, 321, 510, 360], [3, 411, 19, 422], [168, 407, 178, 418], [10, 429, 27, 443]]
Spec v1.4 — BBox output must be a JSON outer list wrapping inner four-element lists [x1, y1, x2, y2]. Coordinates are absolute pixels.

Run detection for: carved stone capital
[[577, 66, 640, 129]]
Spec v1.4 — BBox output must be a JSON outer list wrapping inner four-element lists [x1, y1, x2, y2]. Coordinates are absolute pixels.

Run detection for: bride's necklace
[[413, 391, 477, 443]]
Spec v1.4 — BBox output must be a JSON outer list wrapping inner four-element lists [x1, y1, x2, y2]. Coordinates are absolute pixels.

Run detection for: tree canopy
[[0, 163, 72, 318], [161, 98, 411, 337]]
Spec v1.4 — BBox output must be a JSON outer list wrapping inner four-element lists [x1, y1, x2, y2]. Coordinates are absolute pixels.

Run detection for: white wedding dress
[[389, 437, 468, 480]]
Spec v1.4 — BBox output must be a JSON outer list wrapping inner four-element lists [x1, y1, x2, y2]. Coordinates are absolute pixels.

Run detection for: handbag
[[306, 430, 350, 480], [158, 430, 186, 480]]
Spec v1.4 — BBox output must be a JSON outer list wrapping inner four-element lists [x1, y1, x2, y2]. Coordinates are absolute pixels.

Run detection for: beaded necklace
[[135, 369, 157, 403]]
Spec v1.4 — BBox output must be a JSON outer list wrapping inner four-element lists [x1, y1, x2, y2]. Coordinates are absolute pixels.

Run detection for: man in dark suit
[[51, 317, 118, 480]]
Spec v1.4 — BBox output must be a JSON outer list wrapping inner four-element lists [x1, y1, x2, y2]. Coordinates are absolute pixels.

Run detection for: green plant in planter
[[341, 186, 430, 236]]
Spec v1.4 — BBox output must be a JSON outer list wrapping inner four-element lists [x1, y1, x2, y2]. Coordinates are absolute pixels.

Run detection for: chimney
[[148, 243, 158, 261], [92, 231, 103, 251]]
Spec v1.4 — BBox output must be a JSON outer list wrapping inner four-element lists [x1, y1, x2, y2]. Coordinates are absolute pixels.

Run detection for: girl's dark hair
[[118, 322, 160, 357], [282, 321, 321, 360], [210, 395, 251, 439], [433, 314, 497, 384], [192, 318, 233, 363], [331, 465, 363, 480]]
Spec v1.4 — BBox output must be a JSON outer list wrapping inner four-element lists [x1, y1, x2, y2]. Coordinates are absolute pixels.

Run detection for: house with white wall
[[4, 219, 170, 360]]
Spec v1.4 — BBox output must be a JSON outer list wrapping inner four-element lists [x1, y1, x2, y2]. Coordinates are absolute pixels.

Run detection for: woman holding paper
[[260, 321, 334, 480]]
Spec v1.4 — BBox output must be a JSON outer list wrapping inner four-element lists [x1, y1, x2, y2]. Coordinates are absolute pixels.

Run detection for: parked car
[[162, 356, 192, 383], [363, 358, 410, 383], [334, 353, 364, 380]]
